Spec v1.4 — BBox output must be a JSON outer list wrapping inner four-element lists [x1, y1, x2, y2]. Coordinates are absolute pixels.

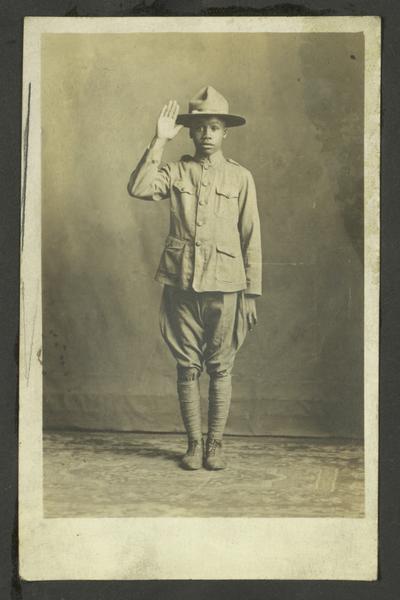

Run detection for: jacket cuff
[[245, 282, 262, 296]]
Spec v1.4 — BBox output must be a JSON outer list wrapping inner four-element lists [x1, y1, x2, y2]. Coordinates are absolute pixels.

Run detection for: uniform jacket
[[128, 145, 262, 296]]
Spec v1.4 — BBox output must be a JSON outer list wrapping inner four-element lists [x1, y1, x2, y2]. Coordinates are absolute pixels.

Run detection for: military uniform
[[127, 86, 262, 469], [128, 148, 262, 296], [128, 146, 261, 372]]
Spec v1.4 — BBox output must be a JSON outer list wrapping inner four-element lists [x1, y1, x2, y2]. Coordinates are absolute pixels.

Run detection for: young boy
[[128, 86, 262, 470]]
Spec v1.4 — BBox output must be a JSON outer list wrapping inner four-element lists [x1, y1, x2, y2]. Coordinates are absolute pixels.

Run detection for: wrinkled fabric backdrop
[[42, 32, 364, 437]]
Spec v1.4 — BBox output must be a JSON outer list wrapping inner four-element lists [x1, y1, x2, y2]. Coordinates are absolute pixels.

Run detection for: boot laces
[[207, 438, 221, 456], [187, 440, 200, 456]]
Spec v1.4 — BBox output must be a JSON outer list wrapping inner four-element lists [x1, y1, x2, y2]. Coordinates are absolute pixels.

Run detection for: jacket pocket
[[216, 244, 239, 282], [171, 180, 196, 215], [173, 180, 195, 195], [214, 186, 239, 218], [158, 235, 186, 277]]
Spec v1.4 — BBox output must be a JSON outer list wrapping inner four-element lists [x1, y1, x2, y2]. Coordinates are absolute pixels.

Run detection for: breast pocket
[[172, 179, 195, 201], [214, 186, 239, 219], [171, 180, 196, 219]]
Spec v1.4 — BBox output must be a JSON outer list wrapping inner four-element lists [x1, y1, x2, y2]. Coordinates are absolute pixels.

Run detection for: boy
[[128, 86, 262, 470]]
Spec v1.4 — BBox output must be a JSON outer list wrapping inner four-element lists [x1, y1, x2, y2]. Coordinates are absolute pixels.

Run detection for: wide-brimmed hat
[[176, 86, 246, 128]]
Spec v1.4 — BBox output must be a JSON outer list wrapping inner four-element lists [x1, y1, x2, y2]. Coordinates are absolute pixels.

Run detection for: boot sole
[[204, 462, 226, 471], [180, 461, 203, 470]]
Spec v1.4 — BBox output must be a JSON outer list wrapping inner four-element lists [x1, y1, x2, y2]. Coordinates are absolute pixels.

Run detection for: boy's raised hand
[[156, 100, 183, 141]]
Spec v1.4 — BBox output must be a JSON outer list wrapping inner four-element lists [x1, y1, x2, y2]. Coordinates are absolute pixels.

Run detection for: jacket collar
[[194, 150, 225, 167]]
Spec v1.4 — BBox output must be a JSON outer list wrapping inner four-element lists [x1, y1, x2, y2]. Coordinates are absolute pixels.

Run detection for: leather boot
[[205, 437, 226, 470], [181, 438, 204, 470]]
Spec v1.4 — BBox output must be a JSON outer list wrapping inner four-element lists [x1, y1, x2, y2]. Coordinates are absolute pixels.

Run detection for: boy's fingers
[[248, 312, 257, 331], [167, 100, 179, 118], [173, 103, 180, 119], [167, 100, 176, 117]]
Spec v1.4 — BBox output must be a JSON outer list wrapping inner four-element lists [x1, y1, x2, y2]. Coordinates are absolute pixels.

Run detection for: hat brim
[[176, 113, 246, 128]]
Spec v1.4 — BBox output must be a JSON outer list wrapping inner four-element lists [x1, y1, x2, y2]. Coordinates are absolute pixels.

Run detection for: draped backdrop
[[42, 32, 364, 437]]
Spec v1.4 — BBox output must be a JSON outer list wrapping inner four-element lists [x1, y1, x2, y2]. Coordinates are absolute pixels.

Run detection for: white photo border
[[19, 16, 380, 581]]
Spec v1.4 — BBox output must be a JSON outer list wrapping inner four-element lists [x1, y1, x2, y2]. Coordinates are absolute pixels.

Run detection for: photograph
[[19, 16, 380, 580]]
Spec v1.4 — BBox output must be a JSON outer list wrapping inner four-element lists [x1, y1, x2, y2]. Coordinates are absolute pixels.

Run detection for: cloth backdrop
[[42, 32, 364, 437]]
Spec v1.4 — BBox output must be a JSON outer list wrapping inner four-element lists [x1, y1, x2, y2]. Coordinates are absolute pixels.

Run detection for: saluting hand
[[156, 100, 183, 141], [244, 296, 258, 332]]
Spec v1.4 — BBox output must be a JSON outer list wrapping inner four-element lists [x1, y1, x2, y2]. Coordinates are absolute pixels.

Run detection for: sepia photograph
[[19, 16, 380, 580]]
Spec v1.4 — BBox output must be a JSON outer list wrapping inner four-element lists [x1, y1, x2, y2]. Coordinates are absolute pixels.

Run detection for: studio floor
[[43, 431, 364, 518]]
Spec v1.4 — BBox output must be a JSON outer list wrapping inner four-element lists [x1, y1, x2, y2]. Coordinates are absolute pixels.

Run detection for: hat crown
[[176, 86, 245, 127], [188, 86, 229, 116]]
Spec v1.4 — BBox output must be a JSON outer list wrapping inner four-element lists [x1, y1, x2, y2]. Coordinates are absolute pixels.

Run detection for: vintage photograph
[[19, 17, 380, 580]]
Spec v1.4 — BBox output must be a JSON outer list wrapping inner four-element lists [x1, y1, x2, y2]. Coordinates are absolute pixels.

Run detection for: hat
[[176, 86, 246, 128]]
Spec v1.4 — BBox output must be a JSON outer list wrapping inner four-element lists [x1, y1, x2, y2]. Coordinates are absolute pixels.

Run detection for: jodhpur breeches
[[159, 285, 247, 439]]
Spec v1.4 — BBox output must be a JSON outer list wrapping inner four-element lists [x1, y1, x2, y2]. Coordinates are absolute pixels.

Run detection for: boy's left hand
[[244, 296, 257, 331]]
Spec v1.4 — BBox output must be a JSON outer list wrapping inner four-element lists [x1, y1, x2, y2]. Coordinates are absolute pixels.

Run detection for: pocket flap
[[215, 186, 239, 199], [165, 235, 185, 250], [173, 180, 194, 194], [216, 245, 236, 258]]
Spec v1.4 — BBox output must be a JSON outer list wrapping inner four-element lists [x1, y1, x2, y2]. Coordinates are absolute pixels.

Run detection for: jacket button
[[195, 241, 202, 247], [201, 181, 208, 187], [196, 221, 203, 227]]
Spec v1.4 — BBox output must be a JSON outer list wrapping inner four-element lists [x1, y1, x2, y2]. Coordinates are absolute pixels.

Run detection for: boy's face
[[189, 117, 227, 156]]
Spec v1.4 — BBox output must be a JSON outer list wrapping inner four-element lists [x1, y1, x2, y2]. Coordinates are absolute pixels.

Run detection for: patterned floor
[[43, 431, 364, 518]]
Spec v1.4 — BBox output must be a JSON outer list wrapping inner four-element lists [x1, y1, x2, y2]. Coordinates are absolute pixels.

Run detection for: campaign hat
[[176, 86, 246, 128]]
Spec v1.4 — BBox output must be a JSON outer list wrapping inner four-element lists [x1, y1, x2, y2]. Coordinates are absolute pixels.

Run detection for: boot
[[205, 437, 226, 470], [181, 438, 204, 470]]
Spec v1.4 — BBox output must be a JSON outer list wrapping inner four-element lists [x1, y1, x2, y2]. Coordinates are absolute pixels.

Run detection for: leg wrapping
[[177, 370, 202, 441], [207, 373, 232, 441]]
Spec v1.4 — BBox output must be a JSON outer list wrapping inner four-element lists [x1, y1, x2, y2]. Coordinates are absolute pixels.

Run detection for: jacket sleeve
[[127, 141, 171, 201], [238, 169, 262, 296]]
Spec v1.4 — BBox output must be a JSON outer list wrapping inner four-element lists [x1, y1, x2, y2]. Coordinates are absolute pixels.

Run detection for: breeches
[[159, 285, 247, 379]]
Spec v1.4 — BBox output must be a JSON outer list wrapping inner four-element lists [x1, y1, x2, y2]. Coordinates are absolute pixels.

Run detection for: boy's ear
[[223, 128, 228, 139]]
